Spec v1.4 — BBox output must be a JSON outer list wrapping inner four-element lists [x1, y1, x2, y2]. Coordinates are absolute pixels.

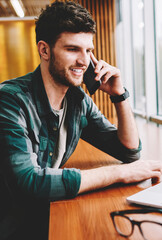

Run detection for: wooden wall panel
[[0, 20, 40, 82]]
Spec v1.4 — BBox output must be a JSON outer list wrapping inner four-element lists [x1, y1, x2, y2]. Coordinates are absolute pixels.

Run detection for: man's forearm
[[78, 165, 122, 194], [114, 99, 139, 149], [90, 54, 139, 150], [78, 160, 162, 194]]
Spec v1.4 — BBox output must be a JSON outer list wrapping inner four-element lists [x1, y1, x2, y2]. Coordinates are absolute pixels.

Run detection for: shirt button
[[49, 152, 53, 156], [53, 127, 57, 131]]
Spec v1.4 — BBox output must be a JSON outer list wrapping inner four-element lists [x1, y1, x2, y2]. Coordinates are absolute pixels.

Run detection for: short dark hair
[[35, 1, 96, 47]]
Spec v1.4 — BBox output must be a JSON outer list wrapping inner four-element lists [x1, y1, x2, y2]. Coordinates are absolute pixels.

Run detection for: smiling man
[[0, 1, 162, 240]]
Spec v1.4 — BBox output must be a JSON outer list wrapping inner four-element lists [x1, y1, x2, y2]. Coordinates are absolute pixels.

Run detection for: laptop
[[127, 182, 162, 208]]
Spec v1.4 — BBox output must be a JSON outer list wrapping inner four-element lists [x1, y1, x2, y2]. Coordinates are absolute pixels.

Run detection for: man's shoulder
[[0, 71, 33, 95]]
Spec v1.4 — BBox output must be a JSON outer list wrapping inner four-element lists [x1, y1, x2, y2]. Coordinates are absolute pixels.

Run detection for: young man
[[0, 1, 162, 240]]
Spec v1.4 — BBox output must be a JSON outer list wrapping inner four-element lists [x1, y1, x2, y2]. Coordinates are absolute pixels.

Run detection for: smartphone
[[83, 59, 101, 95]]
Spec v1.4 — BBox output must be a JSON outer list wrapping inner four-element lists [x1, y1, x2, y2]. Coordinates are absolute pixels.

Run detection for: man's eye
[[67, 48, 78, 52]]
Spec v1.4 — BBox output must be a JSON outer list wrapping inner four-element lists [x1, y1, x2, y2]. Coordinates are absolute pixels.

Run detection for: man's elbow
[[124, 151, 141, 163]]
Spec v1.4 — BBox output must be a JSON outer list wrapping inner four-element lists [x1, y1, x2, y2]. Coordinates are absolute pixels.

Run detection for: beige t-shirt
[[52, 97, 67, 168]]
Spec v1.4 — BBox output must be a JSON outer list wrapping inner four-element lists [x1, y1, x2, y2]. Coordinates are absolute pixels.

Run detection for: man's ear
[[37, 41, 50, 61]]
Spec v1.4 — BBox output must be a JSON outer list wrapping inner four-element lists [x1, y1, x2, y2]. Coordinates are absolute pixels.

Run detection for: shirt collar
[[66, 86, 84, 103], [32, 65, 52, 117]]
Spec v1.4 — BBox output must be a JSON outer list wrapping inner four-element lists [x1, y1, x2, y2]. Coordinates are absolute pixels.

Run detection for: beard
[[48, 50, 83, 87]]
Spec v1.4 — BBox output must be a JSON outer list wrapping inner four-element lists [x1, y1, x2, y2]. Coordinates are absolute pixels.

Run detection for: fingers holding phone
[[87, 53, 124, 96]]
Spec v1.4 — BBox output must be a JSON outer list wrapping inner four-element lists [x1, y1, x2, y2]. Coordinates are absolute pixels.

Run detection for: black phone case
[[83, 60, 101, 95]]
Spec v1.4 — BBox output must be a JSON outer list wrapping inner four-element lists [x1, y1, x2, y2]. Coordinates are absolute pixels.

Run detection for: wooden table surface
[[49, 139, 162, 240]]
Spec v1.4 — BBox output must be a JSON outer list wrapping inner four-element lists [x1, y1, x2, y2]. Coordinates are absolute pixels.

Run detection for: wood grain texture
[[49, 120, 162, 240], [0, 20, 39, 82], [49, 139, 162, 240]]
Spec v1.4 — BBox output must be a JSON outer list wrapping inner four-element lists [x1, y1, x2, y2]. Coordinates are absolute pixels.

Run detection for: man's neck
[[40, 63, 68, 111]]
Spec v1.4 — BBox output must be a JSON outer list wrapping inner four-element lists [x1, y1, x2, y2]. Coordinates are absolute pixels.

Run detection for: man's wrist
[[110, 88, 129, 103]]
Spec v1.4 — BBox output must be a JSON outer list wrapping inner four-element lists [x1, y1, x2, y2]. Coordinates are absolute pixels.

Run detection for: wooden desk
[[49, 139, 162, 240]]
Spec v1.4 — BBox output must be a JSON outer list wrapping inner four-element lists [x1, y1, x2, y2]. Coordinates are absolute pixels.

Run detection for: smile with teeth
[[71, 68, 83, 73]]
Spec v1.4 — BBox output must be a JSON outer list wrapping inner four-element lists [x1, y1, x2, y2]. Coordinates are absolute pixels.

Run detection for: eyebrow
[[64, 45, 94, 51]]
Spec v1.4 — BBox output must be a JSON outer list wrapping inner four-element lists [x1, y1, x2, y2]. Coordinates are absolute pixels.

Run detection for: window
[[154, 0, 162, 116], [131, 0, 145, 113], [115, 0, 162, 123]]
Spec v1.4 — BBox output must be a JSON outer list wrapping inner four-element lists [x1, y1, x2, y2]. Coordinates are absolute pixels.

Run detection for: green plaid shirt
[[0, 66, 141, 203]]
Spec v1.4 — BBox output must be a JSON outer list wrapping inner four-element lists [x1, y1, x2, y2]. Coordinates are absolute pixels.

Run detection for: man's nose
[[76, 52, 89, 67]]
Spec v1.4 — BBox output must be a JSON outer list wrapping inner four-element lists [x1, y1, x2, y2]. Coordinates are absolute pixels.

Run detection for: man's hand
[[78, 160, 162, 194], [120, 160, 162, 184], [90, 53, 124, 96]]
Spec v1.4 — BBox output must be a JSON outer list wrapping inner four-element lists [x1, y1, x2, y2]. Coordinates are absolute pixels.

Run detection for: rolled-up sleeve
[[62, 168, 81, 198]]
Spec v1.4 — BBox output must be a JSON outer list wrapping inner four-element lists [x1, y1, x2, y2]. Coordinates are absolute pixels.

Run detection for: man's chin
[[68, 78, 83, 87]]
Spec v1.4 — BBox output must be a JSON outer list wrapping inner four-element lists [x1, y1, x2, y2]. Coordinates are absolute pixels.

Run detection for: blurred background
[[0, 0, 162, 160]]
